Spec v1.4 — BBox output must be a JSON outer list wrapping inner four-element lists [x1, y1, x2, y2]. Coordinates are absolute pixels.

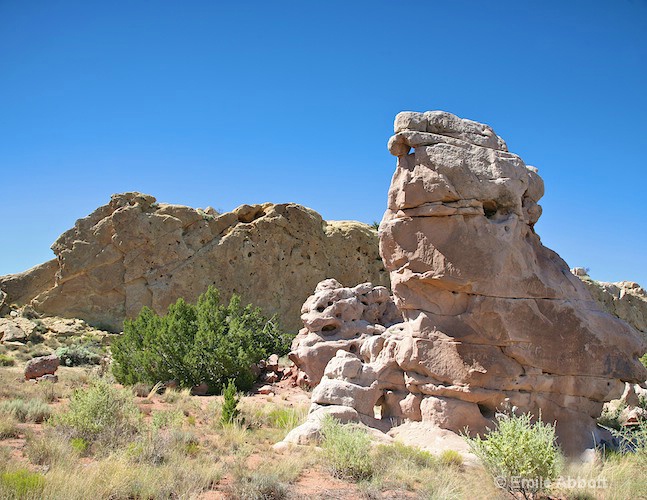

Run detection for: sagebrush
[[465, 412, 562, 499], [51, 380, 141, 448]]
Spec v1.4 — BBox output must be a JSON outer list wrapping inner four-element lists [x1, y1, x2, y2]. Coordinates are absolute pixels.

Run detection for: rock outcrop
[[0, 193, 388, 332], [574, 273, 647, 340], [0, 260, 57, 316], [286, 111, 647, 456], [379, 111, 647, 454], [289, 279, 401, 386]]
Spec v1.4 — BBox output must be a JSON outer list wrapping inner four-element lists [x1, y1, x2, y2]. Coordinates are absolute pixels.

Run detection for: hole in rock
[[478, 404, 495, 419], [316, 306, 325, 313], [483, 200, 498, 219], [321, 325, 336, 333]]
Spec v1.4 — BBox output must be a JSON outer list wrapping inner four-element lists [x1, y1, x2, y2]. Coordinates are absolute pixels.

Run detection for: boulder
[[0, 317, 37, 342], [266, 354, 280, 372], [0, 194, 388, 333], [24, 354, 59, 380], [380, 110, 647, 455]]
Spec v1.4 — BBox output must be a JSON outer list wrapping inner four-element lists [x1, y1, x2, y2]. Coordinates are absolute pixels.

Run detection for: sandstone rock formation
[[0, 193, 388, 332], [282, 349, 393, 446], [379, 111, 647, 454], [289, 279, 401, 386], [0, 310, 112, 346], [286, 111, 647, 456], [573, 272, 647, 340], [0, 260, 57, 316]]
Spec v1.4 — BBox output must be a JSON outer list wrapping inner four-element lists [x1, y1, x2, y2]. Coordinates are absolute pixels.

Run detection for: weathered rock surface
[[281, 350, 393, 447], [574, 272, 647, 339], [380, 111, 647, 454], [289, 279, 401, 386], [0, 309, 112, 345], [24, 354, 59, 380], [286, 112, 647, 456], [1, 193, 388, 332], [0, 260, 57, 316], [0, 317, 38, 342]]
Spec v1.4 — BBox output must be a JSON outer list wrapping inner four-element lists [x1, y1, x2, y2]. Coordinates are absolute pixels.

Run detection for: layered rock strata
[[0, 193, 388, 332], [379, 111, 647, 454]]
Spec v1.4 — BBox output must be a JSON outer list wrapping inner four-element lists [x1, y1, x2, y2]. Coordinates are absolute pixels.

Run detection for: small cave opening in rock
[[478, 403, 495, 419], [483, 200, 498, 219]]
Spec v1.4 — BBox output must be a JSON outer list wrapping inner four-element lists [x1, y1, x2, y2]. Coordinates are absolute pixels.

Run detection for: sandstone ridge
[[0, 193, 388, 332]]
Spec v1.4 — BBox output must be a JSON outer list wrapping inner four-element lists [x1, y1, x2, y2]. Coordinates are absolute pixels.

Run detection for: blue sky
[[1, 1, 645, 285]]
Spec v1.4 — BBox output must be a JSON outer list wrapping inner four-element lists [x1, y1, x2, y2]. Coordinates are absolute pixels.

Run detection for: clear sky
[[1, 1, 645, 285]]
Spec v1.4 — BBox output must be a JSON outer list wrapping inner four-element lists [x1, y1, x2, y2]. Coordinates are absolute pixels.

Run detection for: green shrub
[[465, 412, 562, 499], [70, 437, 89, 454], [111, 286, 292, 393], [321, 417, 374, 481], [221, 379, 240, 426], [640, 352, 647, 369], [51, 380, 141, 447], [0, 355, 15, 367], [55, 340, 104, 366], [0, 469, 45, 497], [0, 399, 51, 423]]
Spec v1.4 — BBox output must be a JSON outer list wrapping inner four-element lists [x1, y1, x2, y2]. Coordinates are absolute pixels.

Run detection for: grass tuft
[[321, 417, 374, 481], [0, 398, 51, 423]]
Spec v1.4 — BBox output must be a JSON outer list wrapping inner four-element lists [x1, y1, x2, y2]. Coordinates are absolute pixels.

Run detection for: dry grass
[[41, 453, 222, 499], [551, 454, 647, 500], [0, 414, 20, 440], [1, 364, 646, 499], [0, 398, 51, 423]]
